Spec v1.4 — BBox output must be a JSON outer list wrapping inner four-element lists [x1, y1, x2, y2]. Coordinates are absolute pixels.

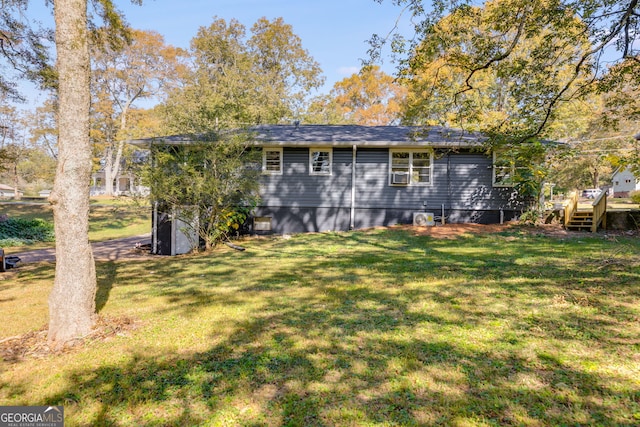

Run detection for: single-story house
[[137, 125, 529, 241], [0, 184, 22, 199], [90, 150, 150, 196], [90, 170, 148, 196], [611, 166, 640, 197]]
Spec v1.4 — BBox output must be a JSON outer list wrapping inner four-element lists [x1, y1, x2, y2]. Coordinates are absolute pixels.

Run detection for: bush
[[518, 209, 541, 225], [0, 218, 55, 246], [630, 190, 640, 204]]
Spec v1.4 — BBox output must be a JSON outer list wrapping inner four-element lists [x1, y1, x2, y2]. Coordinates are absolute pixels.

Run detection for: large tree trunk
[[48, 0, 97, 348]]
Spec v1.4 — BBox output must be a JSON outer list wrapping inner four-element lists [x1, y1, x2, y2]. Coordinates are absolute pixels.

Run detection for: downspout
[[350, 144, 357, 230], [151, 142, 158, 255], [447, 152, 452, 220], [152, 201, 158, 254], [170, 206, 177, 256]]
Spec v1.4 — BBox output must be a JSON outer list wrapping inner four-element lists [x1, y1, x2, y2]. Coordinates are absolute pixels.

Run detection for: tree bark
[[48, 0, 97, 348]]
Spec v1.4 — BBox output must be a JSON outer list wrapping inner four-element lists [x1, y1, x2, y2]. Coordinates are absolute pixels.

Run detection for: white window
[[492, 151, 515, 187], [389, 150, 432, 185], [309, 148, 332, 175], [262, 148, 282, 175]]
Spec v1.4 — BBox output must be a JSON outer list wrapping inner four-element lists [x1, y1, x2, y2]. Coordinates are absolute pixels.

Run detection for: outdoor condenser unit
[[413, 212, 435, 227]]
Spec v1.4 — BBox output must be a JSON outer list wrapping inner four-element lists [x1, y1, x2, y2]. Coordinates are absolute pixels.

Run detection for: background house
[[611, 166, 640, 197], [90, 170, 147, 196], [90, 150, 150, 196], [0, 184, 22, 199]]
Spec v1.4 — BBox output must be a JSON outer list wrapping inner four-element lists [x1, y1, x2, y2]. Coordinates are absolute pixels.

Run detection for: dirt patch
[[0, 316, 140, 364], [391, 222, 638, 239], [395, 222, 514, 238]]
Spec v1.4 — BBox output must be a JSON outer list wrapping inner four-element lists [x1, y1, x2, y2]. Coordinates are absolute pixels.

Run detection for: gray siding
[[257, 147, 527, 234], [259, 148, 353, 209]]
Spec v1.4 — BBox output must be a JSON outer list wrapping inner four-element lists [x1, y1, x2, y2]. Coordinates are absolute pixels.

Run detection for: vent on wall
[[413, 212, 435, 227], [253, 216, 272, 231]]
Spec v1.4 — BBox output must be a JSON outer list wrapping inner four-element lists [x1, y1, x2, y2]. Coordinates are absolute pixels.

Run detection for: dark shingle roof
[[130, 125, 485, 148], [252, 125, 484, 147]]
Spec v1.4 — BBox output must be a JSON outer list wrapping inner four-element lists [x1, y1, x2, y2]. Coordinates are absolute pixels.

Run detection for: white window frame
[[262, 147, 283, 175], [389, 149, 433, 186], [492, 151, 515, 187], [309, 147, 332, 176]]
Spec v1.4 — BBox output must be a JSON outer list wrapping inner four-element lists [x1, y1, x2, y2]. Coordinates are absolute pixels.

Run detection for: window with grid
[[309, 148, 332, 175], [262, 148, 282, 175], [492, 151, 515, 187], [389, 150, 432, 185]]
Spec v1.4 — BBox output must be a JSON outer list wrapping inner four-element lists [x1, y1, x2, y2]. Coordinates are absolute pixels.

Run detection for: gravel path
[[10, 234, 152, 264]]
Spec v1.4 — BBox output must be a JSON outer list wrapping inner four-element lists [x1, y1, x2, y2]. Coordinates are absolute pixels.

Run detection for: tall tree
[[48, 0, 139, 348], [91, 29, 183, 196], [0, 95, 26, 197], [307, 66, 406, 125], [371, 0, 640, 140], [247, 17, 324, 121], [2, 0, 139, 347], [163, 16, 324, 131], [47, 0, 96, 347], [397, 0, 594, 141], [27, 97, 59, 159]]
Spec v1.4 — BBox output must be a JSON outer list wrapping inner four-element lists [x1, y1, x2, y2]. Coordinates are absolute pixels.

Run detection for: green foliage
[[162, 17, 324, 131], [491, 138, 549, 203], [399, 0, 595, 141], [376, 0, 640, 138], [0, 217, 54, 246], [143, 131, 261, 250], [517, 208, 541, 225], [630, 190, 640, 204], [207, 204, 255, 244], [0, 1, 55, 100]]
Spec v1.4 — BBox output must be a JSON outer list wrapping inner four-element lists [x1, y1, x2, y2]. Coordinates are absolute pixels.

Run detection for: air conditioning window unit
[[391, 172, 409, 185], [413, 212, 435, 226]]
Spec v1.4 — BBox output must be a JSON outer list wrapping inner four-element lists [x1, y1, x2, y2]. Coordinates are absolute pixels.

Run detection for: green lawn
[[0, 199, 150, 251], [1, 227, 639, 426]]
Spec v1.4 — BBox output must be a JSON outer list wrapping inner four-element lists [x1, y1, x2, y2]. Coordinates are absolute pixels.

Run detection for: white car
[[581, 189, 602, 199]]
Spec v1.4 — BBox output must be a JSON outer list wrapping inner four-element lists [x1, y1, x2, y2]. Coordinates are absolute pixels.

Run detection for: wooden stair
[[563, 190, 607, 233], [566, 211, 594, 231]]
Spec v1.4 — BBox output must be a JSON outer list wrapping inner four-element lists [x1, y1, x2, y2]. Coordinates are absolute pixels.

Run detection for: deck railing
[[564, 191, 579, 228], [591, 191, 607, 232]]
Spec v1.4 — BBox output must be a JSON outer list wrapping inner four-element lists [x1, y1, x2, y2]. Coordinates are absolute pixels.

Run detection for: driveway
[[10, 234, 152, 264]]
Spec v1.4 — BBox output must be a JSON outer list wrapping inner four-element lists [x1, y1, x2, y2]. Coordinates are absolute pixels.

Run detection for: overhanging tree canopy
[[371, 0, 639, 140]]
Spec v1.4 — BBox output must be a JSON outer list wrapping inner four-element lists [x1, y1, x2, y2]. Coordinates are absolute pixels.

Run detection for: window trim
[[388, 149, 433, 186], [262, 147, 283, 175], [309, 147, 333, 176], [492, 151, 515, 187]]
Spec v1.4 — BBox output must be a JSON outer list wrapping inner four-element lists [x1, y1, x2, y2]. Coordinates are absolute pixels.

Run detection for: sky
[[21, 0, 414, 107]]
